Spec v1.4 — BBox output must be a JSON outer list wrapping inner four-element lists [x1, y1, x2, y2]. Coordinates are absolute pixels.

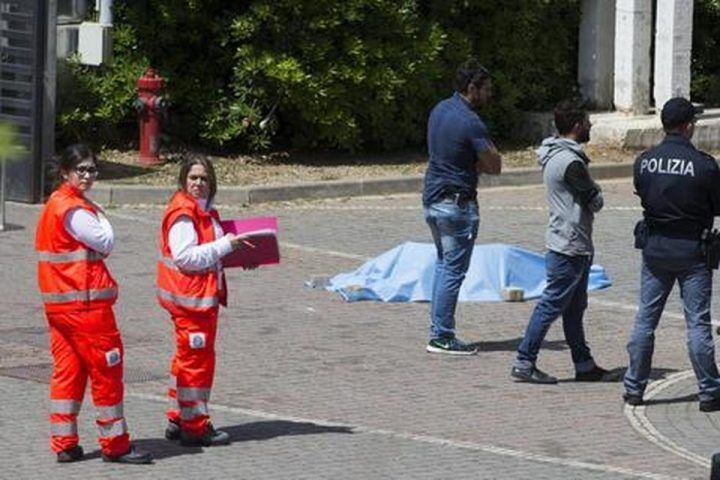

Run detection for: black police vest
[[633, 135, 718, 262]]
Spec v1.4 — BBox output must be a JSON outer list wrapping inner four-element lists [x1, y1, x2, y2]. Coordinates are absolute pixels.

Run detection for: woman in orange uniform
[[157, 157, 248, 446], [35, 144, 152, 464]]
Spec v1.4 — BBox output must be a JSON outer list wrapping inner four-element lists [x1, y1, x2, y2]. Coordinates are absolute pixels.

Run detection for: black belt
[[442, 192, 476, 205], [648, 223, 706, 240]]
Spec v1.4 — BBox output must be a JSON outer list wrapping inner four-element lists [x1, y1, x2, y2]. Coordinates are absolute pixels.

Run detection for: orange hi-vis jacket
[[36, 183, 118, 313], [156, 190, 227, 317]]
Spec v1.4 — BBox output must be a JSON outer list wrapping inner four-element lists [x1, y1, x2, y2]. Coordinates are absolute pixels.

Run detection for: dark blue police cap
[[661, 97, 698, 128]]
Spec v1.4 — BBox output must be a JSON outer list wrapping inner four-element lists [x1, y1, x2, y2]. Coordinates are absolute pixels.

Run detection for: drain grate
[[0, 363, 167, 384], [123, 366, 168, 384]]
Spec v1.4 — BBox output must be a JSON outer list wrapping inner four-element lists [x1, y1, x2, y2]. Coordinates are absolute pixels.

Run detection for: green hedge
[[692, 0, 720, 106], [212, 1, 452, 151], [58, 1, 583, 152], [55, 0, 720, 153]]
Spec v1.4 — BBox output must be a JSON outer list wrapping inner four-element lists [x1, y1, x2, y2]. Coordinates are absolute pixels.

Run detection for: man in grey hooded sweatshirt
[[511, 100, 609, 384]]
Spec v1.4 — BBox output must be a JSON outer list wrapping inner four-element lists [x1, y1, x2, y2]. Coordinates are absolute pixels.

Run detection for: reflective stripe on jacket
[[156, 190, 225, 316], [35, 183, 118, 313]]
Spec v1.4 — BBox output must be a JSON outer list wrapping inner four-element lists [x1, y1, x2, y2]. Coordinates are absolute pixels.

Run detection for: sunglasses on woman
[[74, 165, 99, 176]]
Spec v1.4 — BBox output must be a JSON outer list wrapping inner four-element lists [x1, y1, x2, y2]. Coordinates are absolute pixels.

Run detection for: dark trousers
[[515, 251, 595, 371]]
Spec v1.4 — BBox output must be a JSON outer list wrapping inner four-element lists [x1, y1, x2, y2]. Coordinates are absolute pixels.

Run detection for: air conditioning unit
[[77, 22, 112, 66]]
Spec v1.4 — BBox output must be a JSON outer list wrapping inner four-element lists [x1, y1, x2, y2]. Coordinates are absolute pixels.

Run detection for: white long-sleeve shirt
[[64, 208, 114, 254], [168, 199, 232, 272]]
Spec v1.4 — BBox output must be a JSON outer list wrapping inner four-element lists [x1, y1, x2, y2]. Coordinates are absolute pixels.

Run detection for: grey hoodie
[[537, 136, 603, 256]]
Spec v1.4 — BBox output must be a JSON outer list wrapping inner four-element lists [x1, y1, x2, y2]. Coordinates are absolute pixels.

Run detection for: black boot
[[165, 420, 181, 441], [57, 445, 83, 463], [102, 445, 154, 464], [700, 397, 720, 412], [711, 452, 720, 480], [575, 366, 616, 382], [180, 422, 230, 447]]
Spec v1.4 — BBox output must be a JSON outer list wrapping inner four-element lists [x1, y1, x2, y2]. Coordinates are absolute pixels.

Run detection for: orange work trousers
[[47, 307, 130, 457], [166, 311, 218, 437]]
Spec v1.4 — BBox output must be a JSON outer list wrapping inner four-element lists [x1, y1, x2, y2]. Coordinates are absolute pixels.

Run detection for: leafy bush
[[692, 0, 720, 106], [56, 1, 582, 152], [55, 0, 720, 152], [204, 0, 453, 151]]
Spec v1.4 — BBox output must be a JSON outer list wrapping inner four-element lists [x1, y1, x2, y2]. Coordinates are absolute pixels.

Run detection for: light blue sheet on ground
[[326, 242, 612, 302]]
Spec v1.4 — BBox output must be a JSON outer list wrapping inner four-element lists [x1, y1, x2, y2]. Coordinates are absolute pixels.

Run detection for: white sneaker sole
[[426, 344, 478, 355]]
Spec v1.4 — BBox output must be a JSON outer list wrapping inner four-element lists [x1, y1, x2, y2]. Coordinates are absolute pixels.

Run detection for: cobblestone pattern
[[645, 374, 720, 462], [2, 376, 648, 480], [0, 178, 715, 479]]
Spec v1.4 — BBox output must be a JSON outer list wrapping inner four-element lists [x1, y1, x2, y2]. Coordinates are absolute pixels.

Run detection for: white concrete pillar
[[613, 0, 652, 113], [578, 0, 615, 109], [653, 0, 693, 109]]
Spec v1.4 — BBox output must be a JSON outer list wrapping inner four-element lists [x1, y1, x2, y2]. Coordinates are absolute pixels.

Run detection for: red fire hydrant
[[134, 68, 167, 166]]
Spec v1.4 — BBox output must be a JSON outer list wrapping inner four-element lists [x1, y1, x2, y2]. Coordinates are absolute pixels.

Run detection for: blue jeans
[[515, 251, 595, 372], [424, 199, 479, 340], [624, 258, 720, 401]]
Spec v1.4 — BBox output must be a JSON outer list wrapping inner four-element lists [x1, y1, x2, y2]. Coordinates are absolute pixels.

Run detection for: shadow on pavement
[[134, 438, 204, 460], [97, 159, 152, 181], [555, 366, 680, 384], [471, 337, 567, 352], [84, 438, 205, 461], [644, 393, 698, 406], [558, 367, 626, 383], [0, 223, 24, 232], [647, 367, 680, 380], [222, 420, 354, 443], [73, 421, 352, 462]]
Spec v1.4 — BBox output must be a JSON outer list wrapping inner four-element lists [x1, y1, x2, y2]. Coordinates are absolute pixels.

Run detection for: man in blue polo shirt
[[423, 58, 502, 355]]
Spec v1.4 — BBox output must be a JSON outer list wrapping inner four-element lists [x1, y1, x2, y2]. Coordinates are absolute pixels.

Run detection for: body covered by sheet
[[326, 242, 611, 302]]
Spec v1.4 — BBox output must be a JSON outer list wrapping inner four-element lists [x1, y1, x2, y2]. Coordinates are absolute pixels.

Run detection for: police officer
[[624, 97, 720, 411]]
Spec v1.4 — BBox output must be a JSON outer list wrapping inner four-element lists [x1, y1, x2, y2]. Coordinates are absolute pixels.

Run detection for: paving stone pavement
[[0, 178, 717, 479]]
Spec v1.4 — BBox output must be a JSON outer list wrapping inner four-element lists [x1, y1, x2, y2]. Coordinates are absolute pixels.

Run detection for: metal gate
[[0, 0, 55, 202]]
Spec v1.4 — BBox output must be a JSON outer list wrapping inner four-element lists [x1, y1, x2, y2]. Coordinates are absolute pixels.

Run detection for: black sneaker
[[510, 366, 558, 384], [623, 393, 643, 406], [575, 366, 614, 382], [57, 445, 83, 463], [426, 338, 478, 356], [165, 420, 181, 441], [700, 397, 720, 412], [102, 445, 154, 464], [180, 423, 230, 447]]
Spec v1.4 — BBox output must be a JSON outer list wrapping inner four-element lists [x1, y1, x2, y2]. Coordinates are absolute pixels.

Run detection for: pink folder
[[220, 216, 280, 268]]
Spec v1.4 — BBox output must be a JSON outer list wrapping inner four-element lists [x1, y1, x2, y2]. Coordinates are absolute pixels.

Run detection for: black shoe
[[510, 366, 558, 384], [623, 393, 643, 406], [711, 452, 720, 480], [165, 420, 181, 441], [57, 445, 83, 463], [102, 446, 154, 464], [575, 366, 614, 382], [180, 423, 230, 447], [700, 397, 720, 412]]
